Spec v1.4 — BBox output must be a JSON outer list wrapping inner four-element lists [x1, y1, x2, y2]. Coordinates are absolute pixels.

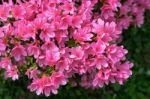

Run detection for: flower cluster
[[0, 0, 149, 96]]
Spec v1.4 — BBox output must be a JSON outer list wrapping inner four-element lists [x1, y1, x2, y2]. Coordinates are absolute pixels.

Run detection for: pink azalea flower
[[0, 57, 11, 69], [120, 5, 131, 16], [107, 0, 121, 10], [115, 62, 133, 84], [51, 72, 67, 87], [92, 40, 106, 54], [70, 46, 84, 60], [4, 65, 19, 81], [71, 15, 83, 28], [28, 76, 55, 96], [73, 28, 93, 43], [26, 67, 41, 79], [81, 75, 93, 88], [40, 24, 55, 41], [93, 69, 111, 87], [60, 2, 75, 14], [93, 55, 108, 70], [134, 14, 144, 27], [107, 45, 128, 64], [12, 5, 25, 19], [59, 15, 72, 30], [0, 4, 10, 21], [101, 4, 115, 19], [56, 58, 70, 72], [24, 23, 37, 40], [45, 49, 60, 66], [42, 41, 60, 65], [11, 45, 27, 61], [33, 16, 46, 30], [92, 18, 105, 35], [55, 30, 68, 45], [36, 55, 47, 67], [92, 18, 119, 41], [29, 72, 66, 96], [118, 16, 132, 30], [27, 45, 40, 58]]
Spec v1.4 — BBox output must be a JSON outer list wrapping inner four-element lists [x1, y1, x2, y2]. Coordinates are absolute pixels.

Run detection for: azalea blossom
[[0, 0, 149, 96]]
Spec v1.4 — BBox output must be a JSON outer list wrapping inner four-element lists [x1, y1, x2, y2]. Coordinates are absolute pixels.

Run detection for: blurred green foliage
[[0, 10, 150, 99]]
